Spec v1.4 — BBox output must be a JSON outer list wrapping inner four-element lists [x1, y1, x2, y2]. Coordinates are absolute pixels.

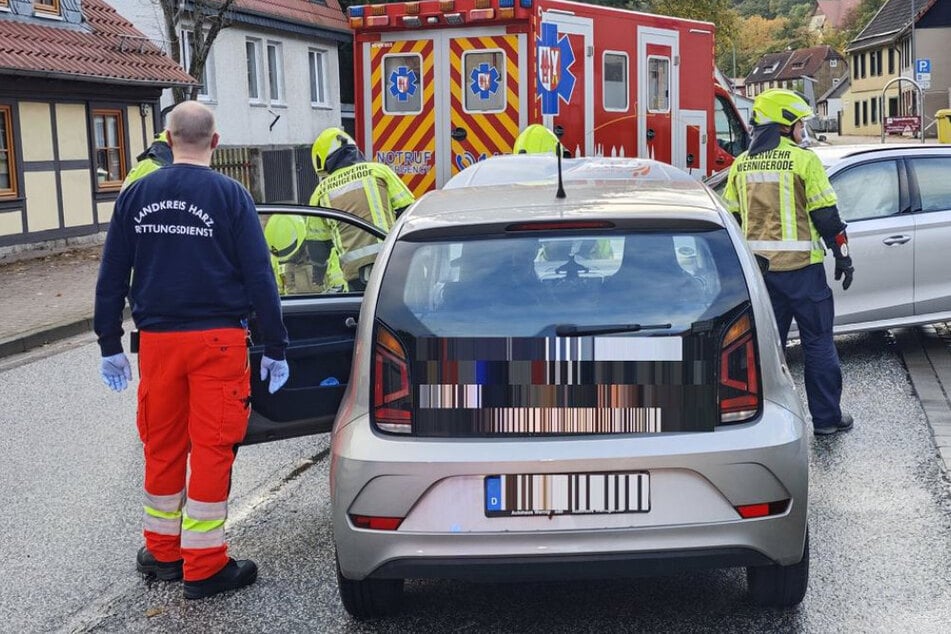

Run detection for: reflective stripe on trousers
[[143, 490, 184, 536], [181, 499, 228, 549]]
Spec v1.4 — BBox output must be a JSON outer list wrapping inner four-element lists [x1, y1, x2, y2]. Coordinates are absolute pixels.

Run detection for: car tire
[[746, 528, 809, 608], [336, 554, 404, 618]]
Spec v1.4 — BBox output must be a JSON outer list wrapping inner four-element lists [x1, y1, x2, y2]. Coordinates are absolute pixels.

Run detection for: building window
[[860, 54, 866, 78], [0, 105, 17, 199], [870, 51, 877, 76], [246, 38, 263, 102], [852, 55, 858, 79], [854, 102, 860, 127], [181, 29, 215, 100], [862, 101, 868, 126], [603, 52, 629, 111], [93, 109, 126, 190], [309, 49, 328, 106], [888, 49, 895, 74], [34, 0, 59, 16], [871, 98, 878, 124], [266, 41, 284, 103]]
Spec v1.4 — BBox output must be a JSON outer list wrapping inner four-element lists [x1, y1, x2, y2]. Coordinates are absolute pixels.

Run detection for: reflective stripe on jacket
[[722, 137, 837, 271]]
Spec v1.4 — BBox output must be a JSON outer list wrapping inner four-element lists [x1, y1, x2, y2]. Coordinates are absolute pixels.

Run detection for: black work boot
[[814, 413, 854, 436], [183, 558, 258, 600], [136, 547, 183, 581]]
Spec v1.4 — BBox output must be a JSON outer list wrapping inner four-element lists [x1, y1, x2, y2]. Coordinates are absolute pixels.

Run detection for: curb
[[0, 307, 129, 360], [894, 327, 951, 474]]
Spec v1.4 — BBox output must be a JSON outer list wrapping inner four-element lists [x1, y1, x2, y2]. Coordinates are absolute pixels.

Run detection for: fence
[[211, 147, 263, 201], [212, 146, 316, 204]]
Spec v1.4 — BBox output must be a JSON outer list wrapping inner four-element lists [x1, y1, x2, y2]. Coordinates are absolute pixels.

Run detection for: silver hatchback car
[[247, 157, 810, 618]]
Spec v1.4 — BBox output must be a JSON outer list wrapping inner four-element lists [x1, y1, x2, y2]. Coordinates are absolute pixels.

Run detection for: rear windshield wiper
[[554, 323, 672, 337]]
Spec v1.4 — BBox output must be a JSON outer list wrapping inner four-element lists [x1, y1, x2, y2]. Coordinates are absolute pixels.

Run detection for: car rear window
[[377, 228, 750, 336]]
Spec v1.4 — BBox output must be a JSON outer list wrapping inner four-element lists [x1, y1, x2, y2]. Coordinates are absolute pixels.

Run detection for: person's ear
[[165, 131, 174, 149], [210, 132, 220, 150]]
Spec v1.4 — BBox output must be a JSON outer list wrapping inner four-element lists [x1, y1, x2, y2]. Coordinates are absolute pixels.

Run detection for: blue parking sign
[[916, 59, 931, 74]]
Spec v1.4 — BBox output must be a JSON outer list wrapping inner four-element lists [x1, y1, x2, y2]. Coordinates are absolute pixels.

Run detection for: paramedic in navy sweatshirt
[[94, 101, 288, 600]]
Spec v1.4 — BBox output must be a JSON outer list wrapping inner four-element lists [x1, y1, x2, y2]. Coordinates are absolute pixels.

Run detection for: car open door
[[244, 205, 387, 445]]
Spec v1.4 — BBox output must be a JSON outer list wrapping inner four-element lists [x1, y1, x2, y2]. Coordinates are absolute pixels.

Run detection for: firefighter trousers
[[765, 263, 843, 429], [136, 328, 250, 581]]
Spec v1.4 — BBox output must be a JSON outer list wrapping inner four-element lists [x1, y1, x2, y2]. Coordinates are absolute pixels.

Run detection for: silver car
[[706, 145, 951, 334], [247, 157, 809, 618]]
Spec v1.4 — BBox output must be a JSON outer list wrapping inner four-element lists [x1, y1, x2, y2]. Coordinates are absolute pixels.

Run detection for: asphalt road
[[2, 331, 951, 632]]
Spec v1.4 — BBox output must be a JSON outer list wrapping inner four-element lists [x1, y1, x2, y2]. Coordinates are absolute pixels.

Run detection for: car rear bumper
[[331, 400, 808, 580], [369, 546, 774, 582]]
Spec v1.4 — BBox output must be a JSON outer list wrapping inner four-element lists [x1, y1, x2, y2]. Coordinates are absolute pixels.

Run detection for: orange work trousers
[[136, 328, 250, 581]]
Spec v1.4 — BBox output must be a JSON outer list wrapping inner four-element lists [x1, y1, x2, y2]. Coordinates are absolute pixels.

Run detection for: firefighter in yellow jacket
[[723, 89, 854, 436], [309, 128, 415, 291], [122, 130, 172, 190]]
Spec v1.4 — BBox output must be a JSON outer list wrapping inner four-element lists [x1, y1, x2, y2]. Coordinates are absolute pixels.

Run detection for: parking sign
[[916, 59, 931, 74]]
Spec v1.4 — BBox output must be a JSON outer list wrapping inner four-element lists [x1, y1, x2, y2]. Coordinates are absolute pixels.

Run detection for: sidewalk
[[0, 244, 104, 358]]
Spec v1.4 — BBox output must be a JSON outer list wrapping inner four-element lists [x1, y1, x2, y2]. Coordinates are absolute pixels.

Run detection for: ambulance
[[348, 0, 750, 196]]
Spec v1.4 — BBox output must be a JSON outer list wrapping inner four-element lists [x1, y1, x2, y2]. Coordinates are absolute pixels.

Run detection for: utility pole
[[911, 0, 916, 116]]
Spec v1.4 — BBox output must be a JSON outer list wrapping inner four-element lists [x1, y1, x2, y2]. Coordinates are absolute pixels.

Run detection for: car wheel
[[336, 553, 404, 618], [746, 528, 809, 607]]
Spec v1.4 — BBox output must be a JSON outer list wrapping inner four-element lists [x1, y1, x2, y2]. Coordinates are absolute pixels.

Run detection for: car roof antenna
[[555, 142, 566, 199]]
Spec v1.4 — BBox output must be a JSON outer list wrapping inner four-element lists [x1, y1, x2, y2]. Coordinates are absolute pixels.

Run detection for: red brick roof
[[0, 0, 196, 87], [815, 0, 863, 30], [233, 0, 349, 32]]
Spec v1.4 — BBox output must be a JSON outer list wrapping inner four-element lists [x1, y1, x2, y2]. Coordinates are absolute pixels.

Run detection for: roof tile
[[851, 0, 939, 49], [232, 0, 349, 32], [0, 0, 196, 86]]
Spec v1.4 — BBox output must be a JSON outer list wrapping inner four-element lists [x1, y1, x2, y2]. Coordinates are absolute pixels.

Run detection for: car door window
[[831, 160, 900, 222], [262, 211, 386, 296], [246, 207, 388, 444], [909, 157, 951, 212]]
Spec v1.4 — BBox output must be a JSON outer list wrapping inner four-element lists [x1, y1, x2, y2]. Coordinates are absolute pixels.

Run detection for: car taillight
[[735, 500, 789, 519], [719, 310, 760, 424], [350, 514, 404, 530], [372, 323, 413, 434]]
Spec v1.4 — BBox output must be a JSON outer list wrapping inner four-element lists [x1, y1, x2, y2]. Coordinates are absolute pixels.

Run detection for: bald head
[[167, 101, 219, 165]]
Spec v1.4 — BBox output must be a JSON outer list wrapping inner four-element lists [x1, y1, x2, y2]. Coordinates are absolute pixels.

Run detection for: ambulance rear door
[[361, 36, 438, 197], [446, 28, 527, 180]]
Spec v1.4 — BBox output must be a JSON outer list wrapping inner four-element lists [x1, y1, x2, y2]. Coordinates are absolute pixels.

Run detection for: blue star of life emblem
[[469, 63, 501, 100], [389, 66, 419, 102], [536, 22, 576, 116]]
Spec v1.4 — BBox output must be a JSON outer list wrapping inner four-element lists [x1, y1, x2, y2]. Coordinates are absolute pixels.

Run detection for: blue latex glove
[[100, 353, 132, 392], [260, 356, 290, 394]]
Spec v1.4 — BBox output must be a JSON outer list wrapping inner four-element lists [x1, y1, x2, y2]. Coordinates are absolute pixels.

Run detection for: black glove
[[826, 229, 853, 290], [834, 255, 853, 290]]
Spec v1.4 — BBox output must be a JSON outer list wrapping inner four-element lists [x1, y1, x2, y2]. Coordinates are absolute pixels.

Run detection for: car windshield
[[377, 228, 750, 337]]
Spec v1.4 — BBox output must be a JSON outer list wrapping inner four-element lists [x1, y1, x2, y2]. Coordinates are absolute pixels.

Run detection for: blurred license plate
[[484, 472, 649, 517]]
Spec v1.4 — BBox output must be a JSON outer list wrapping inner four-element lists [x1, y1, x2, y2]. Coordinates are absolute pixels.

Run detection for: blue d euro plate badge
[[485, 475, 503, 512]]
